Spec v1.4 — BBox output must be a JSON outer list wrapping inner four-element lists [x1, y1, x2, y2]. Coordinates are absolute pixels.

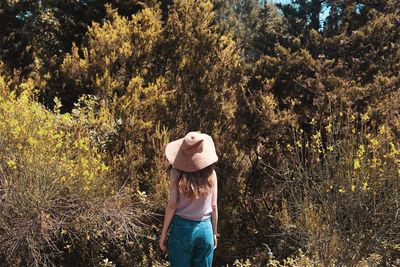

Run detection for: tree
[[0, 0, 160, 110]]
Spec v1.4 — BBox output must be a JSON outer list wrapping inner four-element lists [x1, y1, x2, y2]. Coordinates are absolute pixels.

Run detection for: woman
[[159, 131, 218, 267]]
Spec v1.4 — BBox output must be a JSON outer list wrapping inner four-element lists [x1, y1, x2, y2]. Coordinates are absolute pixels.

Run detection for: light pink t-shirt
[[171, 168, 215, 221]]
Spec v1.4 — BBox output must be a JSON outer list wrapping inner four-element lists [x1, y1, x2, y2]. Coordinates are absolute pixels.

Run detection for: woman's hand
[[159, 233, 168, 252], [213, 234, 217, 249]]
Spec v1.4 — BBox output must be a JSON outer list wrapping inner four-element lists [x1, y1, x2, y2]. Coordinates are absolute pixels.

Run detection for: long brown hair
[[177, 163, 215, 199]]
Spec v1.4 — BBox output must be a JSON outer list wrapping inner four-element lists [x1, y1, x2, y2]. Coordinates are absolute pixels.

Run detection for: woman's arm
[[211, 170, 218, 249], [159, 168, 179, 252]]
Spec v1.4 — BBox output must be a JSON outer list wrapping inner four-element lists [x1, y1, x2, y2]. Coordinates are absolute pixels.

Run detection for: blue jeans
[[168, 215, 214, 267]]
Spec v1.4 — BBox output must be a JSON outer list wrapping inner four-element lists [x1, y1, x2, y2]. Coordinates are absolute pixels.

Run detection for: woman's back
[[172, 168, 214, 221]]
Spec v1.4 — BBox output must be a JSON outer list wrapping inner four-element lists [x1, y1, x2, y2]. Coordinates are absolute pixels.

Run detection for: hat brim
[[165, 133, 218, 172]]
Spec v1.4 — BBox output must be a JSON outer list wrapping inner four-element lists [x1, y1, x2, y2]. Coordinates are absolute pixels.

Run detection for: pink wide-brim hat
[[165, 131, 218, 172]]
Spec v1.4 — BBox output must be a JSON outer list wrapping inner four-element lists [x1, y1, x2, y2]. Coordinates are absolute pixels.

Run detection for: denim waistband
[[172, 215, 211, 226]]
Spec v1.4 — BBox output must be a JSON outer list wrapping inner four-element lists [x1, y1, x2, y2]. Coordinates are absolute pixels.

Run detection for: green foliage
[[160, 0, 242, 132], [0, 72, 152, 266], [270, 110, 400, 264], [62, 5, 171, 201]]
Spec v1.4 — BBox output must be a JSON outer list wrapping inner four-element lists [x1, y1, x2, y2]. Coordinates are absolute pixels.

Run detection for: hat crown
[[182, 132, 204, 153], [165, 131, 218, 172]]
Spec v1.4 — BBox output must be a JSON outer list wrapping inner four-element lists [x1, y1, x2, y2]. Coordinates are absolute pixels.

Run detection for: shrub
[[267, 109, 400, 265], [0, 77, 152, 266]]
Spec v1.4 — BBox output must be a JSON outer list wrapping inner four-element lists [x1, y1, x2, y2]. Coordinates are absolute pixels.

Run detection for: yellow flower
[[100, 163, 109, 172], [7, 159, 17, 169], [103, 258, 113, 266], [310, 117, 316, 125], [370, 157, 379, 168], [351, 185, 356, 192], [379, 125, 386, 135], [325, 123, 332, 133], [81, 158, 89, 168], [27, 136, 38, 146], [12, 125, 22, 137], [354, 159, 361, 170], [10, 118, 18, 126], [370, 138, 378, 148], [137, 190, 147, 197], [286, 143, 293, 151], [52, 133, 61, 139], [296, 141, 302, 148], [37, 129, 45, 136], [357, 144, 365, 157], [339, 188, 346, 193], [361, 113, 370, 122], [312, 131, 321, 140], [327, 146, 334, 152], [362, 182, 368, 191], [63, 244, 72, 252], [290, 99, 296, 108]]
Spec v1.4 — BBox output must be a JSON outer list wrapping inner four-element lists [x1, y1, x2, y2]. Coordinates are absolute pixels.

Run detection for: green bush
[[0, 75, 153, 266], [267, 110, 400, 265]]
